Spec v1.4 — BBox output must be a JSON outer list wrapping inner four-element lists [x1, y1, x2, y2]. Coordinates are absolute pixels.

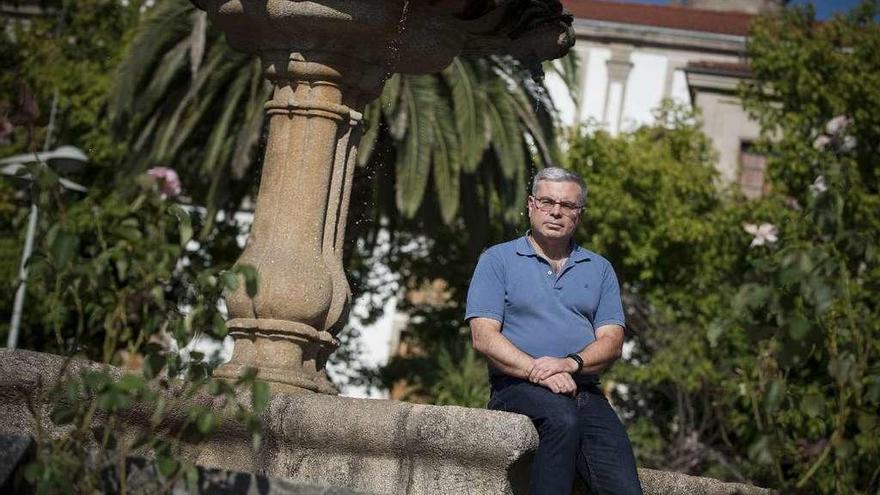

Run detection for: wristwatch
[[566, 353, 584, 374]]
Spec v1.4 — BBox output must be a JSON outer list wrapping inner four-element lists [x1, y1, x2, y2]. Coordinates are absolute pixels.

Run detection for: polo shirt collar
[[515, 235, 537, 257], [515, 233, 591, 263], [570, 244, 591, 263]]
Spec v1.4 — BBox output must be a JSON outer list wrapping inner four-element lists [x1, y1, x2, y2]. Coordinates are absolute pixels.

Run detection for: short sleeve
[[465, 251, 506, 323], [593, 261, 626, 329]]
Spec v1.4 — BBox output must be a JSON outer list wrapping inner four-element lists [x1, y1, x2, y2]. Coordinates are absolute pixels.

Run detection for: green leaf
[[802, 392, 825, 417], [486, 78, 525, 180], [168, 205, 193, 247], [788, 315, 812, 340], [544, 50, 582, 108], [763, 379, 785, 414], [183, 463, 199, 489], [117, 374, 146, 392], [358, 101, 382, 167], [395, 75, 435, 218], [51, 404, 77, 426], [829, 353, 856, 386], [747, 435, 774, 465], [236, 367, 259, 383], [221, 271, 239, 292], [208, 379, 232, 396], [251, 380, 269, 413], [197, 411, 216, 434], [236, 264, 259, 297], [49, 230, 80, 268], [35, 163, 60, 190], [82, 371, 110, 391], [444, 58, 486, 173], [381, 73, 403, 134], [213, 312, 228, 339], [431, 97, 461, 224], [157, 454, 179, 478]]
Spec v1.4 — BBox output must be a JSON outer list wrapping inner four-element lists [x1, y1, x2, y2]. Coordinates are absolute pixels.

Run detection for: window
[[738, 142, 768, 199]]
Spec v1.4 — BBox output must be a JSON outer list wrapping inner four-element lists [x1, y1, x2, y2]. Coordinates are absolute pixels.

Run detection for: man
[[465, 167, 642, 495]]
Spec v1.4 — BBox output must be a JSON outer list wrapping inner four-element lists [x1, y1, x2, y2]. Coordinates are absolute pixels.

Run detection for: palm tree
[[108, 0, 574, 254]]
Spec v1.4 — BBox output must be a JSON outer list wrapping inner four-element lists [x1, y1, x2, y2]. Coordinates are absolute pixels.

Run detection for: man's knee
[[538, 407, 578, 440]]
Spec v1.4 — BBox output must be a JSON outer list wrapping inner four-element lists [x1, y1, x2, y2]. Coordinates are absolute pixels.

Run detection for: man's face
[[528, 180, 583, 242]]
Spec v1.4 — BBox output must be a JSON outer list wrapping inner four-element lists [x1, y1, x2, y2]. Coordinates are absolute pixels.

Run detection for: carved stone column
[[214, 52, 380, 394]]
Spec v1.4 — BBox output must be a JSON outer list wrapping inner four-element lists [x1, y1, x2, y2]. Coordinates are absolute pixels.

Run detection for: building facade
[[546, 0, 772, 193]]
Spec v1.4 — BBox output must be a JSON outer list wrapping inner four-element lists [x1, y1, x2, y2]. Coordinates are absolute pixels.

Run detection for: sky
[[615, 0, 863, 19]]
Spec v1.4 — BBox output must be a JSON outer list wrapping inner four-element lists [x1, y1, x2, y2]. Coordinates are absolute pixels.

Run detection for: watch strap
[[566, 353, 584, 374]]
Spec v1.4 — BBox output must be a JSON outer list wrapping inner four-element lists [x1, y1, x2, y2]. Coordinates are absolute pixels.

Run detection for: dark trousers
[[488, 377, 643, 495]]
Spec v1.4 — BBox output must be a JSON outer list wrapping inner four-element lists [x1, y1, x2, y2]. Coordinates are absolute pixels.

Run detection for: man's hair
[[531, 167, 587, 205]]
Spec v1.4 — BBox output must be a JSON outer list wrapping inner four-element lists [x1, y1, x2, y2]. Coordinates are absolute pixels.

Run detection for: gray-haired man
[[465, 167, 642, 494]]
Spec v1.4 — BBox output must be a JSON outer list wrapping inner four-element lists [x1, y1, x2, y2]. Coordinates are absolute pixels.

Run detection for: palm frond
[[544, 50, 581, 109], [230, 60, 268, 179], [485, 77, 525, 180], [358, 100, 382, 167], [431, 96, 461, 224], [109, 0, 193, 128], [443, 58, 486, 173], [396, 75, 436, 218]]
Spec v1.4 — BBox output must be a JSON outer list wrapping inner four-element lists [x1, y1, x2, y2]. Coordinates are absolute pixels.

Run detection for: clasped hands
[[528, 356, 579, 396]]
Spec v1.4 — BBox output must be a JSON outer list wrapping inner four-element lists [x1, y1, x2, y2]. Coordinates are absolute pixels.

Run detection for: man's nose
[[549, 204, 563, 216]]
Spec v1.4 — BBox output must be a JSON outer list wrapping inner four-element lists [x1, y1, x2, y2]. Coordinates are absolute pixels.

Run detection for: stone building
[[546, 0, 774, 196]]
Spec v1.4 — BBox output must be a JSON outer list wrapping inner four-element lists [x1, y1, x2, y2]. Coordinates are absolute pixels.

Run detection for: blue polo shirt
[[465, 235, 625, 362]]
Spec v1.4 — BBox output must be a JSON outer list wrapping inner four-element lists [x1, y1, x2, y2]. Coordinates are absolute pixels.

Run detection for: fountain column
[[215, 51, 380, 394]]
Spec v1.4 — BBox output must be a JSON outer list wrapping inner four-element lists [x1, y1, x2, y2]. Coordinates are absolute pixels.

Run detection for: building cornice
[[573, 18, 747, 56]]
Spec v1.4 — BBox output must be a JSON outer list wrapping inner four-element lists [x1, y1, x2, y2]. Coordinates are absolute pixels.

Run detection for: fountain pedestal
[[214, 51, 378, 394], [198, 0, 575, 394]]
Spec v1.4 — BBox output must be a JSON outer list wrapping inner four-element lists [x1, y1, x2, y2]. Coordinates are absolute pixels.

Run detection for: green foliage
[[730, 3, 880, 491], [26, 365, 267, 493], [11, 160, 267, 493], [431, 346, 491, 408], [0, 0, 141, 164]]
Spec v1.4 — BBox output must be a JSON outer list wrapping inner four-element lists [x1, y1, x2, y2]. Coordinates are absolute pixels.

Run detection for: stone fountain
[[199, 0, 575, 395]]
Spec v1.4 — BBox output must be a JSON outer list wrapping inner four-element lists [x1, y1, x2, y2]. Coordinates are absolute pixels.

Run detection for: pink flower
[[812, 134, 831, 150], [825, 115, 851, 136], [743, 223, 778, 248], [146, 166, 182, 199]]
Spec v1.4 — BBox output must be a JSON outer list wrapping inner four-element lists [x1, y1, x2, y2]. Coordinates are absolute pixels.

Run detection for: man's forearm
[[574, 325, 624, 374], [470, 318, 534, 379]]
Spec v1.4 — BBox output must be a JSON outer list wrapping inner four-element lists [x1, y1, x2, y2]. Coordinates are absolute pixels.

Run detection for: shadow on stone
[[100, 457, 376, 495], [0, 434, 34, 494]]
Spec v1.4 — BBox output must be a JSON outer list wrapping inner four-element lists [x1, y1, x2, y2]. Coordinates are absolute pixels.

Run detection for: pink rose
[[146, 166, 182, 199]]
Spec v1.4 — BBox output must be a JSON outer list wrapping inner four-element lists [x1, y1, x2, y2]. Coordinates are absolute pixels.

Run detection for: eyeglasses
[[531, 196, 583, 214]]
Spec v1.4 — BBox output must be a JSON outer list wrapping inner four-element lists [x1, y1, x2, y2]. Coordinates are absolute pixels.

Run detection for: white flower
[[146, 166, 182, 199], [743, 223, 778, 248], [809, 175, 827, 196], [812, 134, 831, 150], [825, 115, 851, 136]]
